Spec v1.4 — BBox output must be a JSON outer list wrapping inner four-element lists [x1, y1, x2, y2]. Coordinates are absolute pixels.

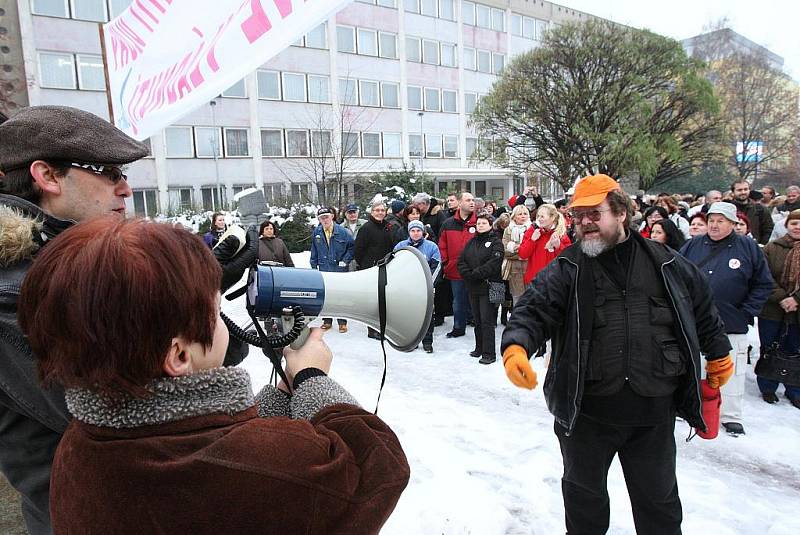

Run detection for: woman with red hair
[[18, 218, 409, 534]]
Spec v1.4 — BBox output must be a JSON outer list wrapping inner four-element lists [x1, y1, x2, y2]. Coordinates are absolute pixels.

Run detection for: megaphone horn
[[246, 247, 433, 351]]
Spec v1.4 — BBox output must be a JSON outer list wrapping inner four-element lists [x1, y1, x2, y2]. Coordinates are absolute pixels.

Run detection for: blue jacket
[[394, 237, 441, 274], [680, 233, 773, 334], [310, 224, 354, 273]]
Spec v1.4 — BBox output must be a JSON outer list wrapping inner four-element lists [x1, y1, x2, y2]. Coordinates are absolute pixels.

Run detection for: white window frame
[[463, 47, 476, 71], [361, 132, 382, 158], [476, 4, 491, 28], [75, 53, 104, 91], [307, 74, 331, 104], [70, 0, 107, 22], [223, 128, 250, 158], [339, 78, 359, 106], [311, 130, 333, 157], [378, 32, 398, 59], [285, 129, 310, 158], [466, 136, 479, 158], [523, 17, 536, 40], [492, 53, 505, 74], [38, 51, 76, 89], [444, 134, 458, 158], [380, 82, 400, 108], [440, 43, 457, 67], [194, 126, 222, 159], [491, 8, 505, 32], [377, 0, 397, 6], [425, 134, 442, 158], [281, 72, 307, 102], [164, 126, 194, 158], [407, 85, 423, 110], [441, 89, 457, 113], [424, 87, 440, 112], [404, 0, 420, 14], [342, 132, 361, 157], [536, 19, 548, 40], [439, 0, 455, 21], [260, 129, 285, 158], [306, 22, 328, 49], [408, 133, 423, 157], [420, 0, 437, 17], [477, 49, 492, 73], [336, 25, 357, 53], [359, 80, 380, 107], [32, 0, 70, 17], [464, 91, 478, 114], [462, 1, 475, 25], [422, 39, 440, 65], [511, 13, 522, 36], [221, 79, 247, 98], [357, 28, 379, 56], [406, 36, 422, 62], [382, 133, 402, 158], [256, 70, 281, 100]]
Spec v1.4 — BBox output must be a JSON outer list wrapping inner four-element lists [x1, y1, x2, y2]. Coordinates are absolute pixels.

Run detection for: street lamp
[[209, 99, 223, 210], [417, 111, 424, 190]]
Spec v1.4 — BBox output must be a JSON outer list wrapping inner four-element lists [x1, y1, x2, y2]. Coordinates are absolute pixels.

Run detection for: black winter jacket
[[457, 229, 504, 295], [354, 216, 399, 269], [501, 232, 731, 434]]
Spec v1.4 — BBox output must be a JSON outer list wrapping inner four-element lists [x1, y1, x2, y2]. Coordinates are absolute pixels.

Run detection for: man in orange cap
[[501, 174, 733, 534]]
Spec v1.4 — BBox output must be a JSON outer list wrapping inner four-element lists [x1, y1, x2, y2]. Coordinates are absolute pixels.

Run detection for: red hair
[[18, 218, 222, 396]]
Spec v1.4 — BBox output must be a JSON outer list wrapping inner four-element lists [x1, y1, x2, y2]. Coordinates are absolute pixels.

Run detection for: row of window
[[162, 126, 487, 160], [406, 36, 457, 67], [510, 13, 549, 41], [31, 0, 130, 21], [403, 0, 457, 21], [337, 25, 399, 59], [463, 47, 505, 74], [463, 1, 505, 32], [38, 51, 104, 90]]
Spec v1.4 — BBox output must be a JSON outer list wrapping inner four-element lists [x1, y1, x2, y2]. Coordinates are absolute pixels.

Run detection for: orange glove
[[503, 345, 538, 390], [706, 355, 734, 389]]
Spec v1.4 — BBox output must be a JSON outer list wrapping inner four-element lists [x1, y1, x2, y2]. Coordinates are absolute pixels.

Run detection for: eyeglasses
[[569, 208, 610, 223], [69, 162, 128, 184]]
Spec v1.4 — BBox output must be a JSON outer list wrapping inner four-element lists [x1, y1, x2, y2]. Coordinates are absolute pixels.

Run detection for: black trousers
[[434, 279, 452, 322], [468, 292, 496, 358], [554, 415, 682, 535]]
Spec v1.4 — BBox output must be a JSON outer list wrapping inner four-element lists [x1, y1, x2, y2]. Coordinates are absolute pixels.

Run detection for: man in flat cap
[[0, 105, 147, 533]]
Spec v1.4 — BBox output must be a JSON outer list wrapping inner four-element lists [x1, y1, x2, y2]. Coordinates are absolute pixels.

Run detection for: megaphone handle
[[289, 323, 312, 350]]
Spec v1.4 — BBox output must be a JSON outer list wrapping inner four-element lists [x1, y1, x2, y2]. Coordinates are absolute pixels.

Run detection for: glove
[[705, 355, 734, 389], [338, 261, 347, 267], [502, 344, 537, 390], [214, 225, 258, 292]]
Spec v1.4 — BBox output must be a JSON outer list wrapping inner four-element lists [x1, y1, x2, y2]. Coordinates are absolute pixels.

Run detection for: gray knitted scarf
[[65, 367, 255, 429]]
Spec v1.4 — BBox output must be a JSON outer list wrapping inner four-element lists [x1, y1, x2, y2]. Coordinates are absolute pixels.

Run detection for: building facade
[[6, 0, 597, 215]]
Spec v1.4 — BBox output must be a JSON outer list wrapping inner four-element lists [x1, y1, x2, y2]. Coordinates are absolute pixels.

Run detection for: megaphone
[[246, 247, 433, 351]]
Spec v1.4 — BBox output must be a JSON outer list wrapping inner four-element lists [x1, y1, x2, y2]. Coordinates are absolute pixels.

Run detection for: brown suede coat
[[761, 236, 800, 325], [50, 404, 409, 534]]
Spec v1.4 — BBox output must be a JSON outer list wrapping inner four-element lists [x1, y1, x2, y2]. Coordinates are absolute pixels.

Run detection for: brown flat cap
[[0, 105, 149, 172]]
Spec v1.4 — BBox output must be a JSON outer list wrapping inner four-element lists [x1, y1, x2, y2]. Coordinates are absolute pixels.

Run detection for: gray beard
[[578, 228, 625, 257]]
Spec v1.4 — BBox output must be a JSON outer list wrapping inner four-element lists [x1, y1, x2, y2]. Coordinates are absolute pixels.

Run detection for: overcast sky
[[554, 0, 800, 81]]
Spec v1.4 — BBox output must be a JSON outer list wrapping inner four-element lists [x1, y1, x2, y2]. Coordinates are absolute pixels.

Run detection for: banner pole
[[98, 23, 115, 125]]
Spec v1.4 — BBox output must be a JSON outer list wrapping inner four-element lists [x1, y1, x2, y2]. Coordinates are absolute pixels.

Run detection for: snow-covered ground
[[227, 252, 800, 535]]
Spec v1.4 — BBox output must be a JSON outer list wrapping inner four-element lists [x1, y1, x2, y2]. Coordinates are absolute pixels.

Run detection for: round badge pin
[[469, 227, 476, 233], [729, 258, 741, 269]]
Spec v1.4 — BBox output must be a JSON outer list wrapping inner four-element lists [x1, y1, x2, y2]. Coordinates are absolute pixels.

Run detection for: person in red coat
[[518, 203, 571, 285]]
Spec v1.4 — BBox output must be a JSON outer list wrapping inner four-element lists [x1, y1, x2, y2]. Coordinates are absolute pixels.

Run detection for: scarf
[[780, 234, 800, 294], [509, 221, 530, 243]]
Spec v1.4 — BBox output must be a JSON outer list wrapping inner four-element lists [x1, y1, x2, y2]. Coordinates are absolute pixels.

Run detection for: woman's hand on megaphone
[[283, 327, 333, 385]]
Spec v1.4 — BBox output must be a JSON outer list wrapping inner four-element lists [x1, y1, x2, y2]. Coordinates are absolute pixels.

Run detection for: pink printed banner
[[103, 0, 353, 140]]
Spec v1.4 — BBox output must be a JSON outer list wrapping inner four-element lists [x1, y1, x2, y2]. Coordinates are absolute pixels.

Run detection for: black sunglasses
[[69, 162, 128, 184]]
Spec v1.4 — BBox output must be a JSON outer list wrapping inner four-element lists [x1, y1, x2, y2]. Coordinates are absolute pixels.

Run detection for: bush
[[278, 207, 314, 253]]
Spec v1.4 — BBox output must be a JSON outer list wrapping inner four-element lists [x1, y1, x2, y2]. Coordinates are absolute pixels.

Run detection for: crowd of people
[[1, 104, 798, 534]]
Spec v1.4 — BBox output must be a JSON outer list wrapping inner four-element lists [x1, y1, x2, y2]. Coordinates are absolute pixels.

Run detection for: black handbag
[[755, 324, 800, 385], [488, 281, 505, 305]]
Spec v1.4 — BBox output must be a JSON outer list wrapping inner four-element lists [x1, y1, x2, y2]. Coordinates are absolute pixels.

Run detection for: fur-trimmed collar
[[0, 194, 75, 266], [65, 367, 255, 429]]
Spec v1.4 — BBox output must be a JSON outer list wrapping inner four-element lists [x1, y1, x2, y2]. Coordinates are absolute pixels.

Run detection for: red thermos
[[696, 379, 721, 439]]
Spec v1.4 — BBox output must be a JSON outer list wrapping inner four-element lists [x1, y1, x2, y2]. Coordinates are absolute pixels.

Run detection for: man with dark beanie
[[501, 174, 732, 535]]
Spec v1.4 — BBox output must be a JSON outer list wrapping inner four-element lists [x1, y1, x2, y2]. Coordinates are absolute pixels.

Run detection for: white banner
[[103, 0, 353, 140]]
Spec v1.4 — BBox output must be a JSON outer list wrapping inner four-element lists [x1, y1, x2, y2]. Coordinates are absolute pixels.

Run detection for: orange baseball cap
[[568, 174, 621, 208]]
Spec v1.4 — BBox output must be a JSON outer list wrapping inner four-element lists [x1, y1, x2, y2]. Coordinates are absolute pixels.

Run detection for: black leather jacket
[[501, 232, 731, 434]]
